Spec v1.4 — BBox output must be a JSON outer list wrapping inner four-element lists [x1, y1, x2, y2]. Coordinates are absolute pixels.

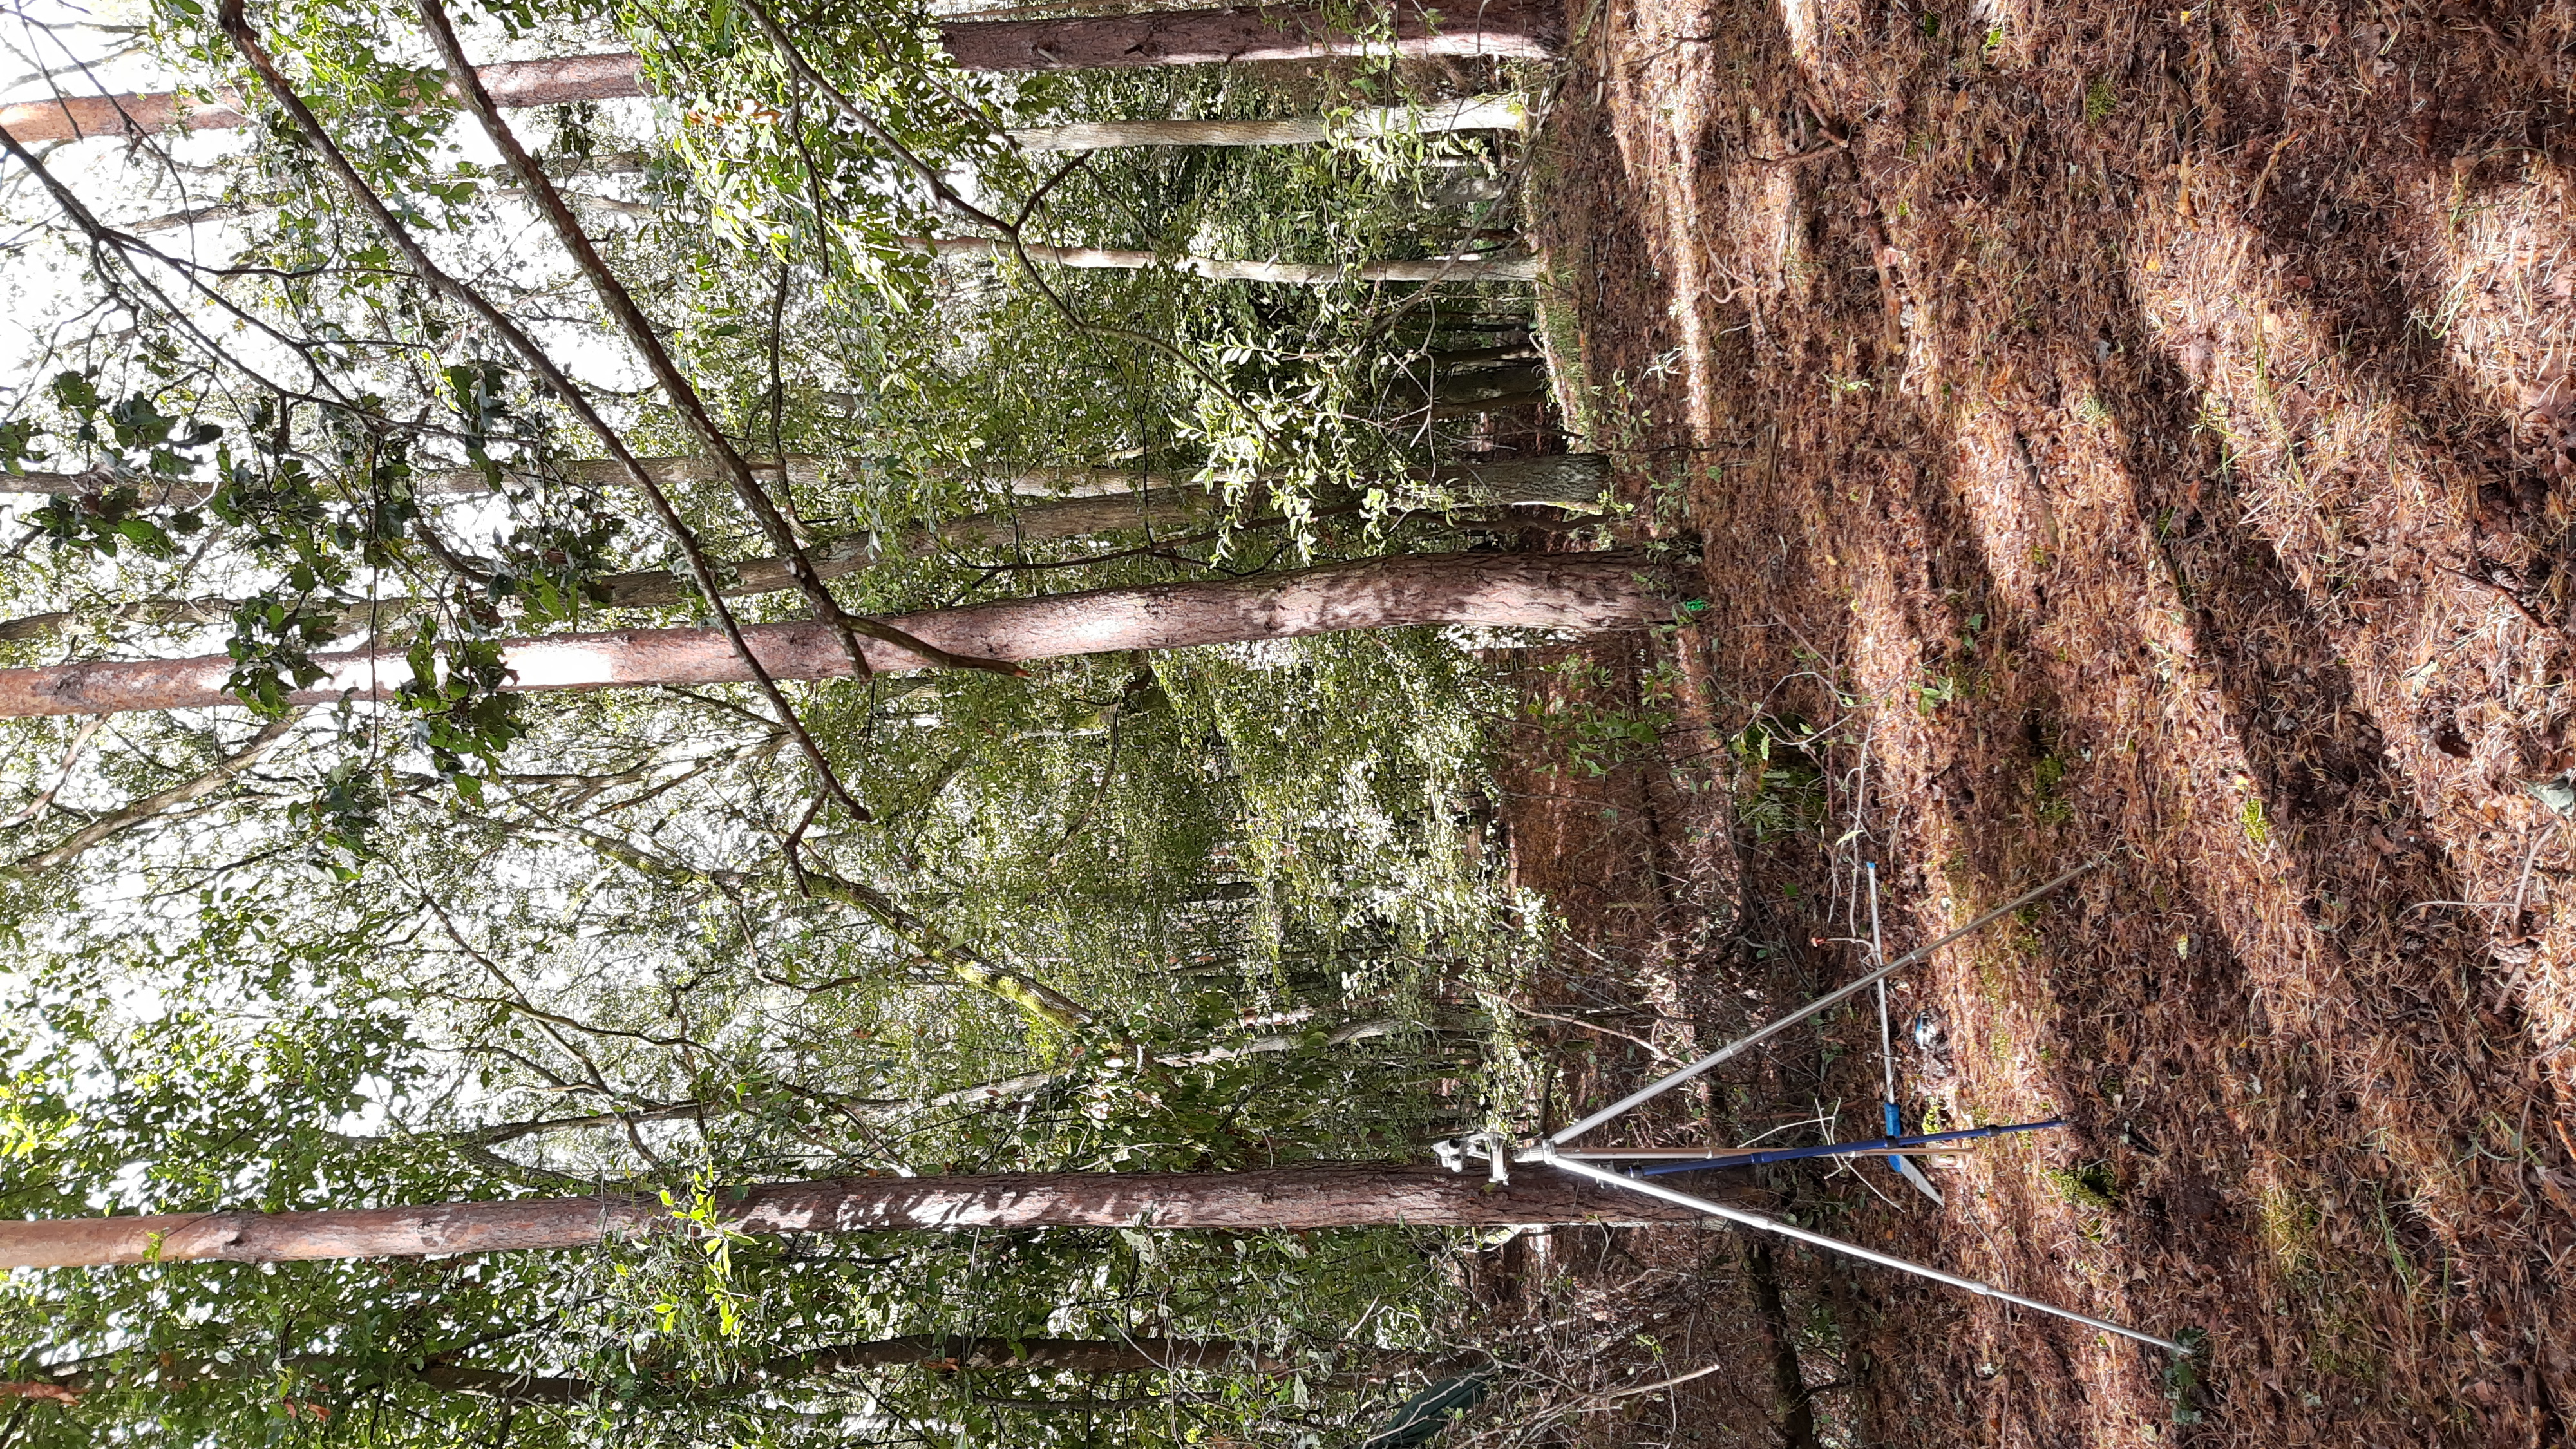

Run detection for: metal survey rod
[[1548, 855, 2107, 1146], [1534, 1145, 2188, 1354], [1625, 1117, 2064, 1175], [1869, 863, 1946, 1203], [1870, 862, 1899, 1157]]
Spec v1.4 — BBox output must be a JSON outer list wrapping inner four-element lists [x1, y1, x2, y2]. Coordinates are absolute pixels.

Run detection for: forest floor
[[1492, 0, 2576, 1444]]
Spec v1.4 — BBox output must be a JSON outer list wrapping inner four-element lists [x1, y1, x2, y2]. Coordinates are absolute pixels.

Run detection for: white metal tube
[[1531, 1146, 2186, 1354], [1871, 862, 1895, 1109], [1549, 855, 2105, 1145]]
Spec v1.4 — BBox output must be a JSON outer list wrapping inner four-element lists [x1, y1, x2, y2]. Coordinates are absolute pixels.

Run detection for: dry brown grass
[[1486, 0, 2576, 1443]]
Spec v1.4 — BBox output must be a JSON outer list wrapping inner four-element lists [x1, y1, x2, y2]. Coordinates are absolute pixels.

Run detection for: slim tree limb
[[5, 713, 299, 875], [795, 864, 1095, 1030]]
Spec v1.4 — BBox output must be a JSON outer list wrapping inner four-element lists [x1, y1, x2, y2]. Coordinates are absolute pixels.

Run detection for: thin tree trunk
[[791, 1335, 1279, 1375], [0, 1383, 80, 1405], [940, 0, 1563, 70], [0, 449, 1589, 509], [1745, 1240, 1825, 1449], [0, 1163, 1727, 1267], [1009, 94, 1522, 151], [0, 453, 819, 503], [125, 171, 655, 233], [0, 52, 641, 143], [5, 1, 1562, 145], [416, 1336, 1290, 1405], [925, 1018, 1403, 1109], [0, 549, 1663, 718], [594, 453, 1609, 607], [359, 1016, 1403, 1152], [1425, 342, 1539, 367], [1390, 362, 1549, 407], [1430, 388, 1549, 418], [3, 1337, 1285, 1409], [912, 235, 1539, 285]]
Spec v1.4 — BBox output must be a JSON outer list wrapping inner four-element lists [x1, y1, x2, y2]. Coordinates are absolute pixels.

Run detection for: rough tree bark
[[1008, 94, 1522, 151], [0, 549, 1665, 718], [940, 0, 1563, 69], [0, 1163, 1730, 1267], [3, 4, 1561, 144]]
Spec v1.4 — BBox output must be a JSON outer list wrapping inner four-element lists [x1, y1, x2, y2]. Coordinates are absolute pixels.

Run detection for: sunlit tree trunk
[[0, 52, 641, 142], [941, 0, 1563, 70], [0, 549, 1663, 718], [594, 454, 1609, 607], [1009, 94, 1523, 151], [0, 1162, 1721, 1267]]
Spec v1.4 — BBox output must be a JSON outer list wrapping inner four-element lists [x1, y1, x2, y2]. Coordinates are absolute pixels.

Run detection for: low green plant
[[2033, 753, 2073, 824], [2045, 1159, 2121, 1211], [1728, 719, 1826, 840], [1522, 656, 1678, 779], [2164, 1327, 2211, 1423], [2242, 795, 2272, 847]]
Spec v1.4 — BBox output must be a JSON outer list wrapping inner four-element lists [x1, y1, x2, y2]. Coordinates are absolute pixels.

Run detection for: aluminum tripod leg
[[1533, 1145, 2185, 1354]]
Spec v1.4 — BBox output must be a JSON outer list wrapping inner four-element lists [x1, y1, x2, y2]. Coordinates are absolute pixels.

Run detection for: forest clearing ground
[[1496, 0, 2576, 1443]]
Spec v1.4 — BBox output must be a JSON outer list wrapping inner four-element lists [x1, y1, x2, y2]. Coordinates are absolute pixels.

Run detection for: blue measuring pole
[[1627, 1117, 2067, 1176]]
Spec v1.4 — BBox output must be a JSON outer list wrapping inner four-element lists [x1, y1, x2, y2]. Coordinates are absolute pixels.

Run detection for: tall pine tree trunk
[[1008, 94, 1523, 151], [0, 52, 641, 143], [941, 0, 1562, 69], [0, 549, 1663, 718], [0, 1162, 1724, 1267]]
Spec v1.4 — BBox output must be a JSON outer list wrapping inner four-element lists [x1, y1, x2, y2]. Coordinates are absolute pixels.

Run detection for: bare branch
[[5, 713, 300, 875]]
